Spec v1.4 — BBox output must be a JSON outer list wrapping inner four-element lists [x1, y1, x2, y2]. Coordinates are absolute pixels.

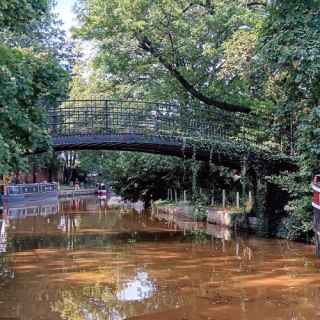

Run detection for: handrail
[[46, 99, 296, 155]]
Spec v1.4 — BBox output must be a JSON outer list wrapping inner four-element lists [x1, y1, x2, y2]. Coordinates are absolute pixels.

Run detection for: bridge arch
[[48, 99, 295, 172]]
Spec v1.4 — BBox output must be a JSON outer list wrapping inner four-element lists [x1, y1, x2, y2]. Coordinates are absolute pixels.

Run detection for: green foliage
[[0, 46, 68, 174], [191, 191, 208, 221], [79, 150, 238, 208], [0, 1, 76, 73], [280, 196, 313, 240], [80, 151, 191, 206], [75, 0, 264, 111], [0, 1, 71, 175], [0, 0, 48, 32], [256, 2, 320, 240], [187, 229, 209, 244]]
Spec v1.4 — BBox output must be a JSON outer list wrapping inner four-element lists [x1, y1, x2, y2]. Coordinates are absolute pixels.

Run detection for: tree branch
[[137, 35, 251, 114], [247, 2, 267, 8], [167, 31, 177, 65]]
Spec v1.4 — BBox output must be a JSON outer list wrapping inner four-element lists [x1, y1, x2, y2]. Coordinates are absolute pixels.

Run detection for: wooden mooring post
[[236, 192, 240, 209], [211, 187, 214, 206], [183, 190, 187, 202], [222, 189, 226, 208], [248, 191, 252, 204]]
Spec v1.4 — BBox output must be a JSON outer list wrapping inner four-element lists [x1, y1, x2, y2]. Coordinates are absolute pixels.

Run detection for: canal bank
[[151, 198, 312, 245], [58, 187, 96, 198], [152, 200, 255, 231]]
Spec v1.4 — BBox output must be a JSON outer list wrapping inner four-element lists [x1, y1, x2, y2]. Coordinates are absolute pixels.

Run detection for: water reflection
[[0, 197, 320, 320], [4, 198, 59, 220], [51, 270, 158, 320], [0, 216, 7, 253], [117, 271, 155, 302], [0, 197, 182, 253], [57, 214, 81, 233]]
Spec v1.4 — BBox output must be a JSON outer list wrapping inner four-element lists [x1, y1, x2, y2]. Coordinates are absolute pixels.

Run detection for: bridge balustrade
[[47, 99, 292, 155]]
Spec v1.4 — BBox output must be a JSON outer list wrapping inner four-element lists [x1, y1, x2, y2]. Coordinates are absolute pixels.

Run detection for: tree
[[0, 1, 71, 176], [0, 0, 49, 31], [75, 0, 268, 113], [0, 0, 76, 73], [79, 150, 237, 207], [0, 45, 69, 175], [254, 0, 320, 239]]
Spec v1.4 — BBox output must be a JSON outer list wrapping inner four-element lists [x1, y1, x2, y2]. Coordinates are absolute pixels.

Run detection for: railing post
[[50, 107, 58, 136], [241, 155, 247, 211], [248, 191, 252, 205], [105, 100, 109, 133], [236, 192, 240, 209], [290, 110, 294, 156], [211, 186, 215, 206], [241, 114, 245, 146]]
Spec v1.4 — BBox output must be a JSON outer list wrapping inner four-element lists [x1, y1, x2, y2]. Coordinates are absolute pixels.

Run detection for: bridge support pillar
[[252, 177, 269, 235], [251, 167, 289, 236]]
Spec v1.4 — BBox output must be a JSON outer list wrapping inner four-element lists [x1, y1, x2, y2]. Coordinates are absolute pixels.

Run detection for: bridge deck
[[48, 99, 296, 172]]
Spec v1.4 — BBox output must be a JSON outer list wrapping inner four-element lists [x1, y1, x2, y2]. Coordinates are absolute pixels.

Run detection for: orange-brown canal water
[[1, 197, 320, 320]]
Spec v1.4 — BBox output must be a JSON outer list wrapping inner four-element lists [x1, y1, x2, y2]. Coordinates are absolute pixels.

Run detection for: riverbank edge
[[153, 201, 259, 233], [58, 188, 96, 198], [153, 202, 318, 248]]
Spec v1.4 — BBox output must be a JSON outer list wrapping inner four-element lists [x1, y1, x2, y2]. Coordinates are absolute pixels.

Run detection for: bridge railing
[[47, 99, 289, 154]]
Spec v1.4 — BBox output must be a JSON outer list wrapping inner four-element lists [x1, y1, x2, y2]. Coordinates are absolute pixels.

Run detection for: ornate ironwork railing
[[47, 99, 291, 154]]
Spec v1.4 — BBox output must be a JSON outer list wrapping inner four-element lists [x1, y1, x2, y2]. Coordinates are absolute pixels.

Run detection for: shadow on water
[[0, 196, 320, 320]]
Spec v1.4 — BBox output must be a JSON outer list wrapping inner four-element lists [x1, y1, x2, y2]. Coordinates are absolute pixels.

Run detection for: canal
[[0, 196, 320, 319]]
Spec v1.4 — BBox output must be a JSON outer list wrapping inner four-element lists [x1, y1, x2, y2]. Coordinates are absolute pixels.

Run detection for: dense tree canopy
[[0, 46, 68, 174], [79, 150, 238, 207], [0, 0, 72, 175], [0, 0, 49, 31], [254, 1, 320, 239], [0, 12, 75, 73], [75, 0, 269, 112]]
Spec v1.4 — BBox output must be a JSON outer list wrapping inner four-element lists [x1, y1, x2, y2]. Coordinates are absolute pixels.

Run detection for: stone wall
[[207, 207, 250, 229]]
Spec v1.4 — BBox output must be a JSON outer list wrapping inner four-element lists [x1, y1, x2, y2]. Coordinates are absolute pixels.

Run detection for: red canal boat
[[95, 183, 108, 198]]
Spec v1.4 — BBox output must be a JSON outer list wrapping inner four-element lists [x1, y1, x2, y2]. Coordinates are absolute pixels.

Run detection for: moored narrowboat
[[1, 182, 59, 204]]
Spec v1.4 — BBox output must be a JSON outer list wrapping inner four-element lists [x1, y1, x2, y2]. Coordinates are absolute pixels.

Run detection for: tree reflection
[[0, 216, 14, 281], [51, 269, 188, 320], [0, 216, 8, 253], [0, 254, 13, 282]]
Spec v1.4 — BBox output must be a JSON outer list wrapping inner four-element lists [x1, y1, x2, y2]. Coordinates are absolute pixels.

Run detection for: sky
[[54, 0, 95, 76], [54, 0, 78, 35]]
